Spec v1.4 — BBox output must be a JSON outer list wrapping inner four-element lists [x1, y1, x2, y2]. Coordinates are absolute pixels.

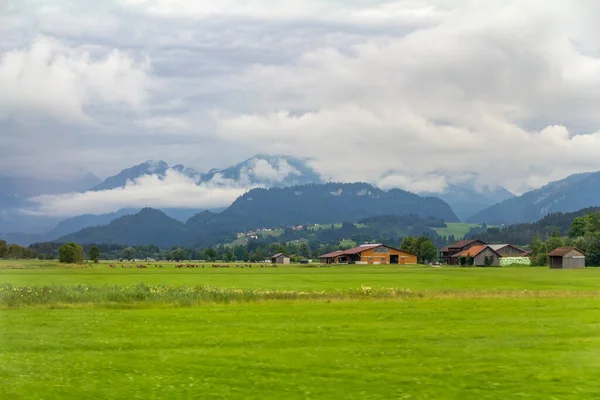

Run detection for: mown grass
[[2, 260, 600, 399], [2, 299, 600, 399], [2, 260, 600, 292]]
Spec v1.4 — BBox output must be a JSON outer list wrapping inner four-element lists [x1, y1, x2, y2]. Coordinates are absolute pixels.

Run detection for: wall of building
[[562, 255, 585, 269], [274, 256, 290, 264], [359, 247, 417, 265], [496, 246, 525, 256], [473, 248, 500, 266]]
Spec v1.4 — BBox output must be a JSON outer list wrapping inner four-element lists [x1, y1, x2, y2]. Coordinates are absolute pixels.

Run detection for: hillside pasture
[[434, 222, 487, 239], [2, 260, 600, 399]]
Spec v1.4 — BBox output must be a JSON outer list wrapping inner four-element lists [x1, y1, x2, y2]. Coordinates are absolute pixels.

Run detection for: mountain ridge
[[468, 172, 600, 225]]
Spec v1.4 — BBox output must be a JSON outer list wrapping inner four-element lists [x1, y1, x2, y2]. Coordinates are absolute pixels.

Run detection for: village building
[[271, 253, 291, 264], [452, 245, 501, 267], [488, 244, 528, 256], [440, 240, 487, 265], [319, 244, 417, 265], [548, 247, 586, 269]]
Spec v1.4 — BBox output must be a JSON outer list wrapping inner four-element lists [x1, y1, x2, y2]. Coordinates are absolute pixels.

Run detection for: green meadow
[[2, 260, 600, 399]]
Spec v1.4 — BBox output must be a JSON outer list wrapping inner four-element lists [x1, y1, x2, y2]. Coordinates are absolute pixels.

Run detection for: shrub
[[59, 243, 84, 264]]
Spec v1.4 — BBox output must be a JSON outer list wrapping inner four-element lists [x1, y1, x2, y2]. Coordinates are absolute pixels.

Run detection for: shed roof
[[548, 247, 586, 257], [271, 253, 289, 259], [318, 250, 345, 258], [440, 239, 486, 252]]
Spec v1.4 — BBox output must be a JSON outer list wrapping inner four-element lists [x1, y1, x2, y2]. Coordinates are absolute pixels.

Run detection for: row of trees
[[0, 240, 38, 259]]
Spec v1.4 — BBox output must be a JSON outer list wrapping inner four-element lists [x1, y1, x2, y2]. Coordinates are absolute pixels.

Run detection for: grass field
[[2, 260, 600, 399]]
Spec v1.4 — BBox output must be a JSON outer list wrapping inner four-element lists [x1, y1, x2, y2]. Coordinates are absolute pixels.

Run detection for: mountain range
[[425, 183, 515, 221], [468, 172, 600, 225], [4, 154, 600, 245], [89, 154, 323, 192], [58, 182, 459, 248]]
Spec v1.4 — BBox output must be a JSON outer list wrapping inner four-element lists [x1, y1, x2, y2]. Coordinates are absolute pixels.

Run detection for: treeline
[[515, 211, 600, 266], [467, 208, 600, 245], [0, 240, 37, 259]]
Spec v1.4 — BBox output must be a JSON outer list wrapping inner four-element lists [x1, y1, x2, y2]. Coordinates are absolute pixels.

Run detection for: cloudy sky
[[4, 0, 600, 215]]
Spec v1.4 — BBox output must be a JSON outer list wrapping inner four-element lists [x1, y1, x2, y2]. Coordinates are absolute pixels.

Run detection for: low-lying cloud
[[22, 170, 251, 217]]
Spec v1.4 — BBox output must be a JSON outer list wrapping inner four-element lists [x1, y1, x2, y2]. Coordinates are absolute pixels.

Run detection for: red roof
[[440, 240, 485, 252], [452, 245, 499, 258], [319, 244, 407, 259], [548, 247, 585, 257], [319, 250, 345, 258]]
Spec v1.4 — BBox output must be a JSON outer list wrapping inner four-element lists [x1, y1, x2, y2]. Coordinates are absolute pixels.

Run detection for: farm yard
[[2, 260, 600, 399]]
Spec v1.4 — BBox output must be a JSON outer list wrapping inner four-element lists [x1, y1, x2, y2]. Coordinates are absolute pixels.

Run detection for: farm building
[[488, 244, 527, 256], [452, 245, 501, 267], [548, 248, 585, 269], [319, 244, 417, 265], [440, 240, 487, 265], [271, 253, 291, 264]]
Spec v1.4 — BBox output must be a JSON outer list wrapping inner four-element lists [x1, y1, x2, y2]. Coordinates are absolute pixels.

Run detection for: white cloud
[[23, 170, 249, 217], [243, 158, 299, 183], [0, 35, 151, 122], [378, 174, 448, 193]]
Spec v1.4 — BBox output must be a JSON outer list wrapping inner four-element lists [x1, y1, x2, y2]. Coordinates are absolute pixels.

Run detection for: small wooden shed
[[271, 253, 291, 264], [548, 247, 586, 269]]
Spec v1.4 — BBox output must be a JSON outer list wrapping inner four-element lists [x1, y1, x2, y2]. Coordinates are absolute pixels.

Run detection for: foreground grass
[[2, 298, 600, 399], [2, 261, 600, 398]]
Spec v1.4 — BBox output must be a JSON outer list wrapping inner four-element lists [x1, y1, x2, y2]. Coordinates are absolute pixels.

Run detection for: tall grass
[[1, 283, 598, 309]]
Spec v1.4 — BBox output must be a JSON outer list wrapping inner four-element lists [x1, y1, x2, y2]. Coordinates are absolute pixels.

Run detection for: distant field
[[2, 260, 600, 399], [434, 222, 489, 239]]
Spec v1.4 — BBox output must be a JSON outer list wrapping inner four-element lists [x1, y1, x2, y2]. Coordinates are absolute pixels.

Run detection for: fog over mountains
[[3, 153, 600, 246]]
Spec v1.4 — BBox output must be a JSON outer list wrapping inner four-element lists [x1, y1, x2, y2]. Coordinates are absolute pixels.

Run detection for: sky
[[4, 0, 600, 216]]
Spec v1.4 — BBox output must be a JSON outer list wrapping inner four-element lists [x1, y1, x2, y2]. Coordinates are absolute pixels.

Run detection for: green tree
[[89, 246, 100, 263], [416, 236, 438, 263], [59, 243, 84, 264], [0, 240, 7, 258], [465, 254, 474, 266], [299, 243, 311, 259], [569, 217, 586, 238], [171, 248, 185, 262], [545, 236, 563, 253], [205, 248, 217, 262], [223, 250, 235, 262], [585, 234, 600, 266], [122, 247, 135, 261], [585, 211, 600, 234], [400, 236, 417, 255]]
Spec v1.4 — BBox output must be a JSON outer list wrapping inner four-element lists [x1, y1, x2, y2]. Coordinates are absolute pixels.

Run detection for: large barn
[[548, 247, 585, 269], [319, 244, 417, 265]]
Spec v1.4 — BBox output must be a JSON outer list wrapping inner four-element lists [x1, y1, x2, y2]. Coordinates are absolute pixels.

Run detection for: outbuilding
[[271, 253, 291, 264], [548, 247, 585, 269], [452, 245, 501, 267]]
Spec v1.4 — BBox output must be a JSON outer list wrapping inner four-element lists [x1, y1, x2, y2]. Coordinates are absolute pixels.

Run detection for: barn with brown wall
[[320, 244, 417, 265]]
